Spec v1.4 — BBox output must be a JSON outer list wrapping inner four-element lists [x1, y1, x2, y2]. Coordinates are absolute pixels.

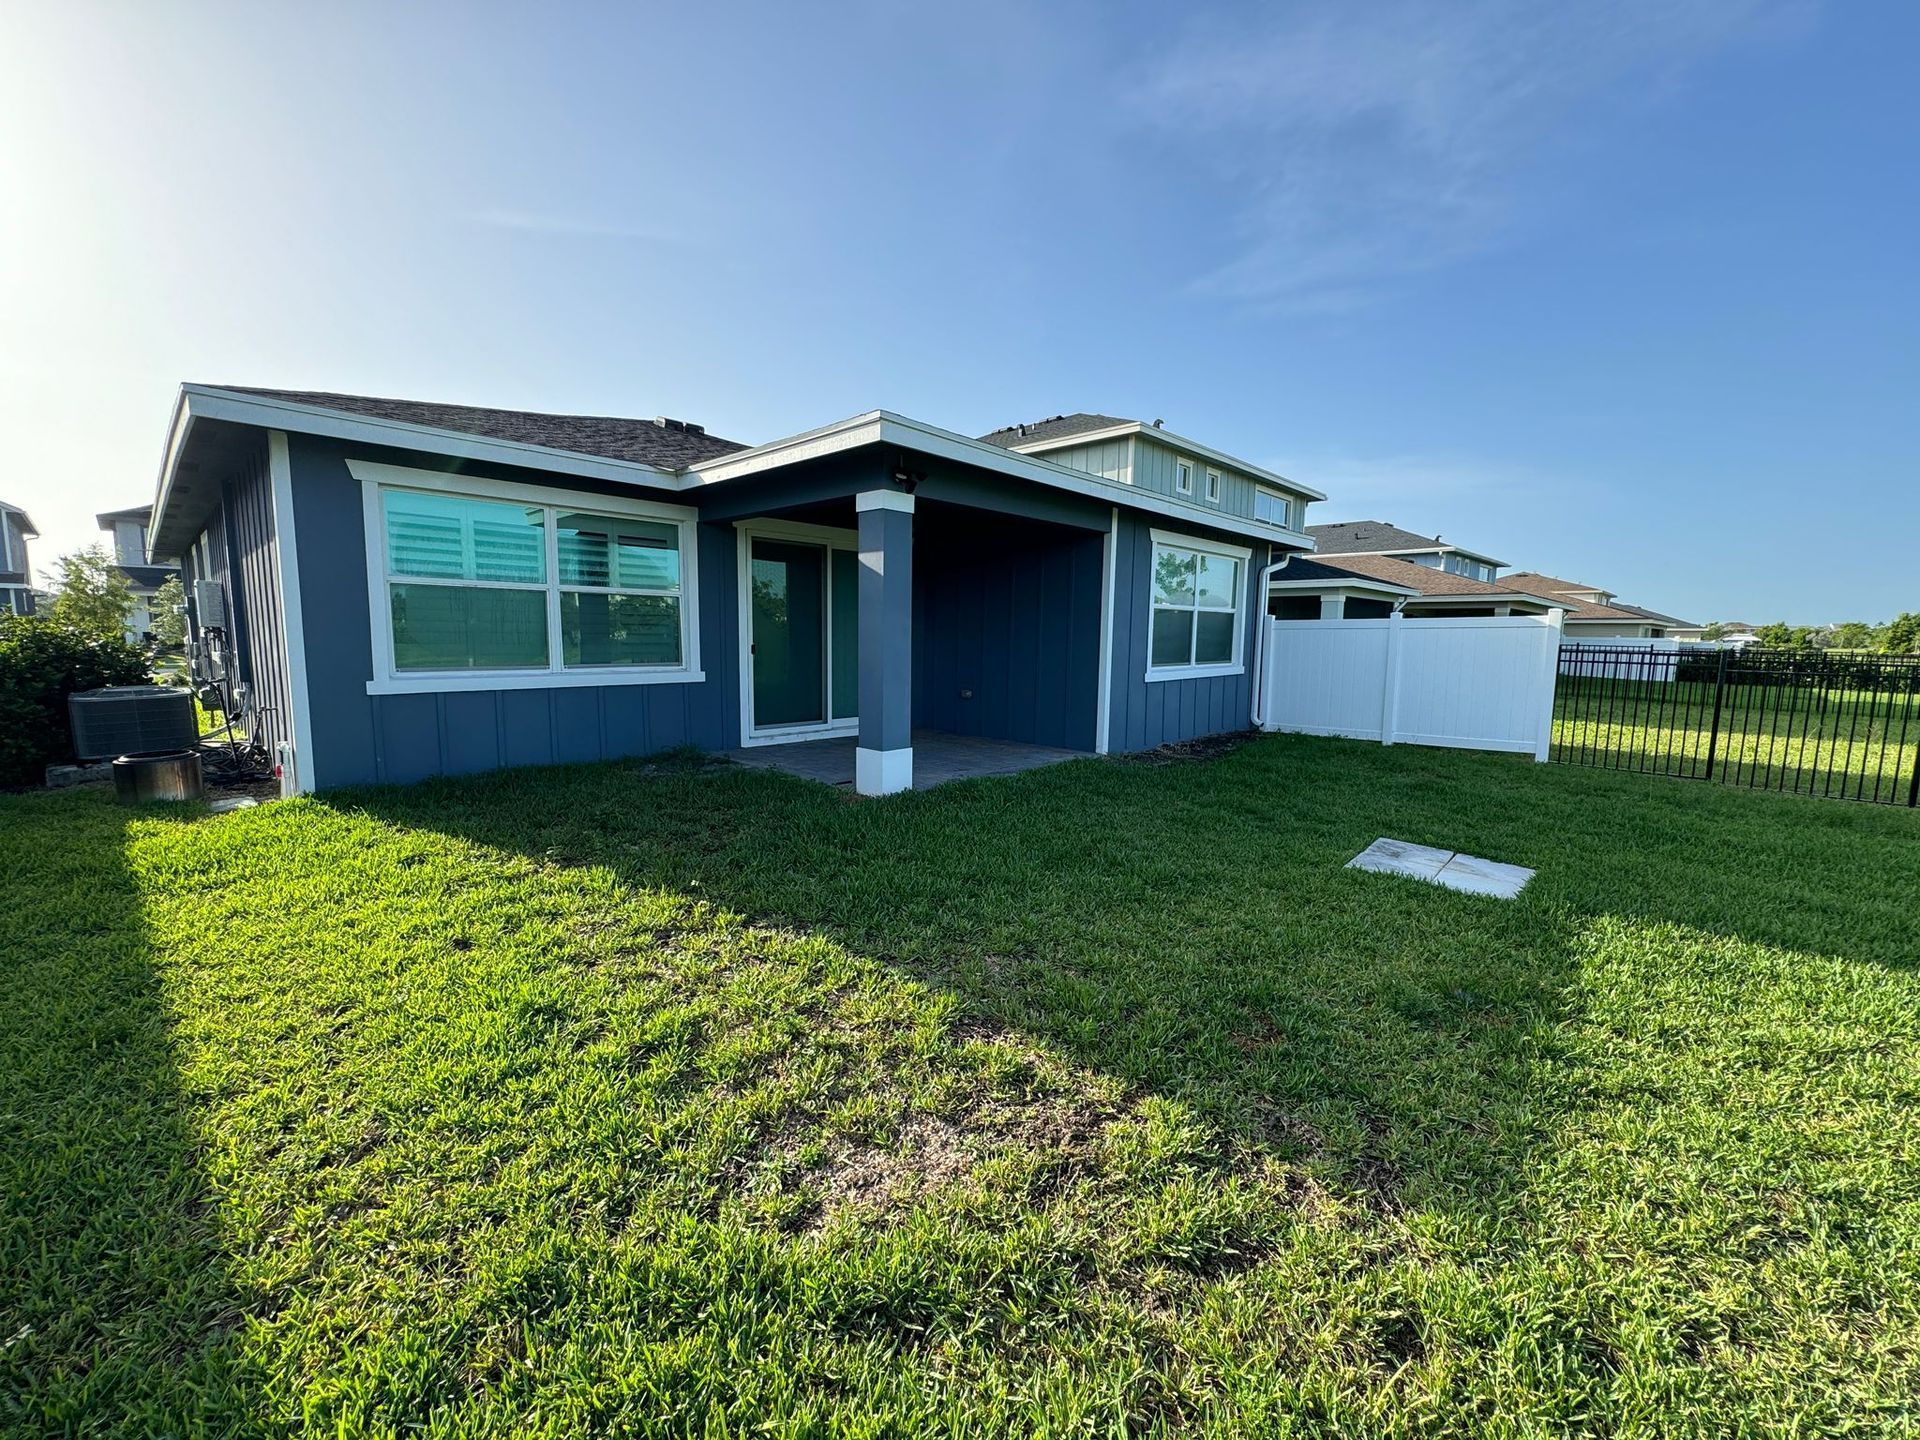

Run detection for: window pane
[[1195, 610, 1236, 664], [384, 490, 544, 584], [1152, 547, 1196, 606], [557, 513, 680, 591], [1151, 608, 1194, 666], [1196, 554, 1239, 609], [390, 584, 548, 670], [562, 592, 681, 667]]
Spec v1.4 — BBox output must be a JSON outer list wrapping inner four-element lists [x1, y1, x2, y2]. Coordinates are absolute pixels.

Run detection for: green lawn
[[4, 735, 1918, 1437], [1554, 676, 1920, 803]]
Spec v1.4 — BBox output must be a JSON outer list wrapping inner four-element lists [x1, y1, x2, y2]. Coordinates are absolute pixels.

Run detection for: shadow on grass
[[344, 733, 1919, 1221], [343, 740, 1563, 1222], [0, 793, 254, 1433]]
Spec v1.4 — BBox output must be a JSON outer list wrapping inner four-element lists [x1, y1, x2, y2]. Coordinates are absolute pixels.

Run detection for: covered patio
[[725, 729, 1088, 791]]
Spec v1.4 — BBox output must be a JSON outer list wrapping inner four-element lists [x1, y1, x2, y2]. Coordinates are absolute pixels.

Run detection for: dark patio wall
[[912, 507, 1103, 752]]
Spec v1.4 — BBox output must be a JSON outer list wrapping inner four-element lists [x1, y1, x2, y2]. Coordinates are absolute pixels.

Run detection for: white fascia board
[[689, 411, 1317, 550], [1267, 576, 1419, 599], [150, 386, 691, 555], [1331, 543, 1512, 569], [1008, 422, 1329, 502]]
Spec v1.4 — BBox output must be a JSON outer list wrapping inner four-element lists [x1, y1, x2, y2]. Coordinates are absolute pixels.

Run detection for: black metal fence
[[1552, 644, 1920, 806]]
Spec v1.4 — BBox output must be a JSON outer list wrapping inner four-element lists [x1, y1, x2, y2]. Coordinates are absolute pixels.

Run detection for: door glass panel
[[830, 548, 859, 720], [751, 540, 826, 728]]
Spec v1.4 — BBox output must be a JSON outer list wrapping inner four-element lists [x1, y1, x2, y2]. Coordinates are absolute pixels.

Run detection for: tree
[[150, 574, 187, 648], [1882, 612, 1920, 655], [48, 545, 135, 642], [1700, 622, 1728, 641], [1826, 621, 1875, 652], [1751, 622, 1806, 649]]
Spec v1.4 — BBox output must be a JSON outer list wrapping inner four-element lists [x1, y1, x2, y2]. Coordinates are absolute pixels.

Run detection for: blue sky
[[2, 0, 1913, 622]]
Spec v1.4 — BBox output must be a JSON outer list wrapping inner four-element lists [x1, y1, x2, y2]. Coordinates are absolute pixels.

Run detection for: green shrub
[[0, 615, 149, 788]]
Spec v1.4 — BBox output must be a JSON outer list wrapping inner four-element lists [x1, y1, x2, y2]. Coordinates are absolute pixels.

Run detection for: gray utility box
[[68, 685, 197, 760]]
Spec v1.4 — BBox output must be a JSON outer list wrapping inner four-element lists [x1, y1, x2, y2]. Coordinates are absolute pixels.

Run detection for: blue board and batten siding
[[1106, 512, 1272, 752], [912, 520, 1104, 752], [284, 435, 740, 790], [181, 436, 295, 758]]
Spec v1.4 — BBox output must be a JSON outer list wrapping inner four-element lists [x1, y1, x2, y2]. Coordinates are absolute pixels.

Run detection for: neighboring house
[[1499, 572, 1693, 638], [0, 500, 39, 616], [1306, 520, 1507, 584], [95, 503, 179, 642], [147, 388, 1321, 795], [1266, 552, 1555, 620], [1669, 621, 1761, 648]]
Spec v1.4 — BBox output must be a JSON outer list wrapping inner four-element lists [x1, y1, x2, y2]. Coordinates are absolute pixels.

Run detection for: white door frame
[[735, 518, 862, 747]]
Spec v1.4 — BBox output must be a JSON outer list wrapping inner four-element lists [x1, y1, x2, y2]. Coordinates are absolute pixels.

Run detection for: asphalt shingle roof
[[1499, 572, 1693, 626], [1303, 553, 1543, 599], [1307, 520, 1480, 557], [219, 387, 752, 469], [977, 413, 1135, 448]]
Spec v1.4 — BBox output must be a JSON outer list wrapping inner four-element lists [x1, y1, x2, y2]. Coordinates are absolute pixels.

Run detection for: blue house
[[1, 500, 39, 616], [147, 388, 1322, 795]]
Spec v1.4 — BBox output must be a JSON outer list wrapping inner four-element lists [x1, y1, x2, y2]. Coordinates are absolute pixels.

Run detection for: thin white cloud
[[1134, 0, 1814, 309]]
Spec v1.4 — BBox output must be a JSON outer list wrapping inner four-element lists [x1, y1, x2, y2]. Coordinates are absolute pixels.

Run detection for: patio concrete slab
[[1347, 837, 1534, 899], [727, 730, 1088, 792]]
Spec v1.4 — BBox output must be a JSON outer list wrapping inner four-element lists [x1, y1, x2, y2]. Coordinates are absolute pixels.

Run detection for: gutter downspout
[[1249, 552, 1290, 731]]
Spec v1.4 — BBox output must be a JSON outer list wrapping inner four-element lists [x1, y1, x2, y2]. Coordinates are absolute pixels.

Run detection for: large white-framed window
[[350, 459, 703, 695], [1175, 459, 1193, 495], [1253, 488, 1292, 529], [1146, 529, 1250, 682]]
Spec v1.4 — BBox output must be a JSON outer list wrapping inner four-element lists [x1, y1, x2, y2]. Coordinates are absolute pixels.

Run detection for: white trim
[[1175, 459, 1194, 495], [1095, 506, 1117, 754], [855, 489, 916, 513], [1143, 528, 1252, 683], [1315, 543, 1509, 569], [686, 411, 1317, 551], [1005, 421, 1328, 502], [1268, 577, 1419, 600], [855, 745, 913, 796], [1148, 529, 1251, 562], [357, 465, 703, 695], [367, 669, 708, 696], [343, 458, 698, 520], [266, 431, 316, 795], [1204, 468, 1221, 503], [735, 519, 860, 747]]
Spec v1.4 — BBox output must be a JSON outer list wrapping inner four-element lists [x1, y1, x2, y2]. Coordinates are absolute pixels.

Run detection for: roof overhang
[[1003, 421, 1328, 502], [0, 502, 36, 536], [1267, 574, 1420, 600], [149, 384, 687, 559], [689, 411, 1319, 549], [148, 388, 1321, 560], [1402, 592, 1553, 612], [1319, 543, 1510, 569]]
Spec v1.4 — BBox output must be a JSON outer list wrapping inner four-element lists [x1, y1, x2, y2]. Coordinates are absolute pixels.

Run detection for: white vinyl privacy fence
[[1255, 610, 1565, 759]]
